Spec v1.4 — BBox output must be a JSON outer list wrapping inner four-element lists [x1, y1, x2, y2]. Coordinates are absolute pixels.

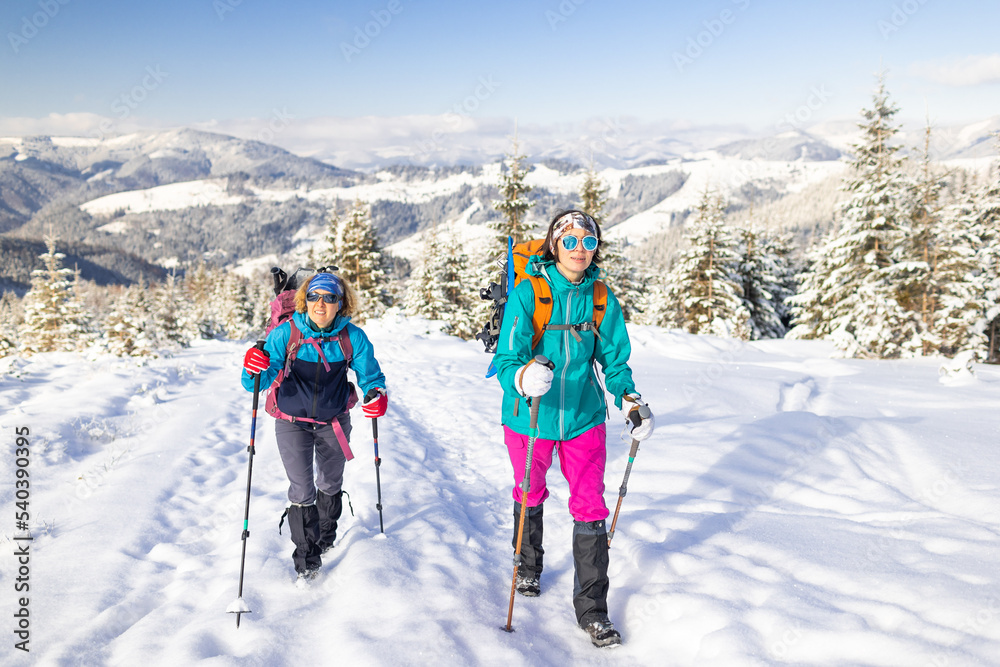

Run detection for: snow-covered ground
[[2, 316, 999, 666]]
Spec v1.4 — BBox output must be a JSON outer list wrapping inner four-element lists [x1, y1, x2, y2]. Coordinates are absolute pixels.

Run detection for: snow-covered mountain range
[[0, 116, 997, 290]]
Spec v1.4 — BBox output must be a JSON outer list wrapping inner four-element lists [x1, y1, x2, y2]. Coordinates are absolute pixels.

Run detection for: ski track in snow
[[2, 319, 1000, 666]]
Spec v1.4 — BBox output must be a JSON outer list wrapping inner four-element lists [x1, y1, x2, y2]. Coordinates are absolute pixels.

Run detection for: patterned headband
[[549, 212, 598, 254]]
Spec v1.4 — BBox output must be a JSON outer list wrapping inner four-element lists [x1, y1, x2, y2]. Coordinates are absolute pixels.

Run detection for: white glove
[[516, 360, 554, 397], [624, 394, 655, 441]]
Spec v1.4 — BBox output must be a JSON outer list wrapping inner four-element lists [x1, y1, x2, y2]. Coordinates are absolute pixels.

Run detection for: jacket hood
[[293, 310, 351, 337]]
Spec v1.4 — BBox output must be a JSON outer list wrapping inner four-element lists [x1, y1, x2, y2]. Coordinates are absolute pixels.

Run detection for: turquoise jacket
[[495, 257, 636, 441], [241, 310, 386, 406]]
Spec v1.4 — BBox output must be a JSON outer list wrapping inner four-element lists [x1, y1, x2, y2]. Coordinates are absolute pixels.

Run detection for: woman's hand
[[243, 346, 270, 374], [624, 394, 655, 441], [362, 388, 388, 418], [516, 360, 554, 397]]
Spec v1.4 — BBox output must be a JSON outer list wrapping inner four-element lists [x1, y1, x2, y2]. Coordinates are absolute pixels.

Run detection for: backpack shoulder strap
[[593, 280, 607, 331], [335, 328, 354, 364], [278, 318, 304, 379], [526, 274, 552, 352]]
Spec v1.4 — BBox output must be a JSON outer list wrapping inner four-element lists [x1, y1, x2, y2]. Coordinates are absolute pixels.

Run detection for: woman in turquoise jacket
[[241, 272, 387, 584], [494, 209, 655, 648]]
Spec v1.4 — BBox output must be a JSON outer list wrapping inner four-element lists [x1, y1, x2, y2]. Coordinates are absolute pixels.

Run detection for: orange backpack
[[511, 239, 608, 351]]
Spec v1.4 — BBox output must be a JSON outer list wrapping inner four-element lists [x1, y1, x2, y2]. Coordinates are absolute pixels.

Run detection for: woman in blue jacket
[[241, 272, 387, 584], [494, 210, 655, 647]]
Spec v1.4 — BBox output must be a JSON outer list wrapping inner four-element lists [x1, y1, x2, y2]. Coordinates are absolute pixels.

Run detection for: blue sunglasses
[[306, 292, 341, 304], [560, 235, 599, 252]]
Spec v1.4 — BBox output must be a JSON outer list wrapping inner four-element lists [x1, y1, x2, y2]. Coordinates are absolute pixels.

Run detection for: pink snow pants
[[504, 423, 609, 522]]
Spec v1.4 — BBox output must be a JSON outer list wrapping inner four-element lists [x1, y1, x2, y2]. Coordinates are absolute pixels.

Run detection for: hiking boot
[[515, 573, 540, 597], [581, 615, 622, 648], [295, 568, 320, 589]]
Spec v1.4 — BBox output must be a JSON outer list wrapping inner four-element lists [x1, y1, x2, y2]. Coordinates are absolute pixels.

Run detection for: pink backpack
[[262, 266, 358, 460]]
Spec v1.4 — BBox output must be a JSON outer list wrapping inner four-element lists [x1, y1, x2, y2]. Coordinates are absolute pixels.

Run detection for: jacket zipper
[[558, 287, 577, 441], [310, 353, 323, 420]]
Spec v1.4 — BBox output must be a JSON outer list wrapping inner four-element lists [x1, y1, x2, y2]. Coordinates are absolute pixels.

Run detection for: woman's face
[[306, 288, 340, 329], [555, 228, 597, 280]]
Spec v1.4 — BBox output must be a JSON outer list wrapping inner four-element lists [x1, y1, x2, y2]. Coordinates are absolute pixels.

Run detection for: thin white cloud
[[910, 53, 1000, 86], [0, 112, 171, 138]]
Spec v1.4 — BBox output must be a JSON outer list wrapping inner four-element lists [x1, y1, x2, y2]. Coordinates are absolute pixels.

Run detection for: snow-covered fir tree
[[934, 173, 986, 357], [404, 224, 479, 339], [580, 165, 609, 224], [318, 207, 343, 270], [334, 200, 390, 323], [18, 235, 92, 355], [973, 136, 1000, 360], [599, 238, 646, 323], [577, 166, 646, 322], [490, 133, 536, 258], [150, 273, 190, 349], [101, 283, 155, 357], [0, 291, 21, 357], [217, 273, 266, 340], [662, 190, 747, 337], [736, 224, 793, 340], [894, 124, 951, 355], [184, 263, 224, 340], [788, 75, 918, 358], [404, 225, 450, 321]]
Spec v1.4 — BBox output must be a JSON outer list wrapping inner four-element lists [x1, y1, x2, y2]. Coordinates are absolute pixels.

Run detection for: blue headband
[[308, 273, 342, 296]]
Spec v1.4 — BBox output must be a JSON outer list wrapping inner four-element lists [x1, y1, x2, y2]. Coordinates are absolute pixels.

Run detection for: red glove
[[243, 346, 270, 374], [362, 388, 388, 418]]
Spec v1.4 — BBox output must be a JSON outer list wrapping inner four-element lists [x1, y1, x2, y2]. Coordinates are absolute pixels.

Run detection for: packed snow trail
[[2, 316, 1000, 665]]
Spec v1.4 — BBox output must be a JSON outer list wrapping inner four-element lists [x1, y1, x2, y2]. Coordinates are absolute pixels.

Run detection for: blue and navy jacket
[[241, 311, 386, 422]]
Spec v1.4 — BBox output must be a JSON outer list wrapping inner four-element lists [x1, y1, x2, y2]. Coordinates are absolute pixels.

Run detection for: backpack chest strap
[[279, 321, 354, 379], [544, 321, 603, 343]]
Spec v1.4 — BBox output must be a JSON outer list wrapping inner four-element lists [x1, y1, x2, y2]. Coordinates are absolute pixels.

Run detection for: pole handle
[[533, 354, 555, 370]]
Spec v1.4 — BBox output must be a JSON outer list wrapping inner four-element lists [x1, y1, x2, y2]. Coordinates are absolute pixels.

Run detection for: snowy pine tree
[[577, 166, 646, 322], [319, 207, 343, 269], [934, 176, 985, 357], [219, 272, 267, 340], [333, 200, 390, 323], [184, 263, 224, 340], [404, 225, 450, 321], [101, 284, 155, 357], [974, 136, 1000, 360], [664, 190, 747, 337], [404, 224, 479, 339], [580, 166, 609, 224], [788, 75, 918, 358], [490, 133, 536, 258], [599, 238, 646, 323], [18, 235, 92, 355], [150, 273, 190, 348], [0, 291, 21, 357], [736, 224, 793, 339]]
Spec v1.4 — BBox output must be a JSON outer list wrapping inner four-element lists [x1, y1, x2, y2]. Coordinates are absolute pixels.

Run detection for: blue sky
[[1, 0, 998, 154]]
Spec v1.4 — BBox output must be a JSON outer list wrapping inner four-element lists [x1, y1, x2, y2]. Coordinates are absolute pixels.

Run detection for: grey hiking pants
[[275, 413, 352, 505]]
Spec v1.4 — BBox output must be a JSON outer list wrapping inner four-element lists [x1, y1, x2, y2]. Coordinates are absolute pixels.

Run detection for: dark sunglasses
[[560, 235, 599, 252], [306, 292, 341, 304]]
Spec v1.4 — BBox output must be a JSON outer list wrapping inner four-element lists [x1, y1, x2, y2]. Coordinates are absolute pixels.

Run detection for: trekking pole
[[364, 388, 385, 534], [607, 403, 651, 548], [503, 355, 554, 633], [227, 340, 265, 628]]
